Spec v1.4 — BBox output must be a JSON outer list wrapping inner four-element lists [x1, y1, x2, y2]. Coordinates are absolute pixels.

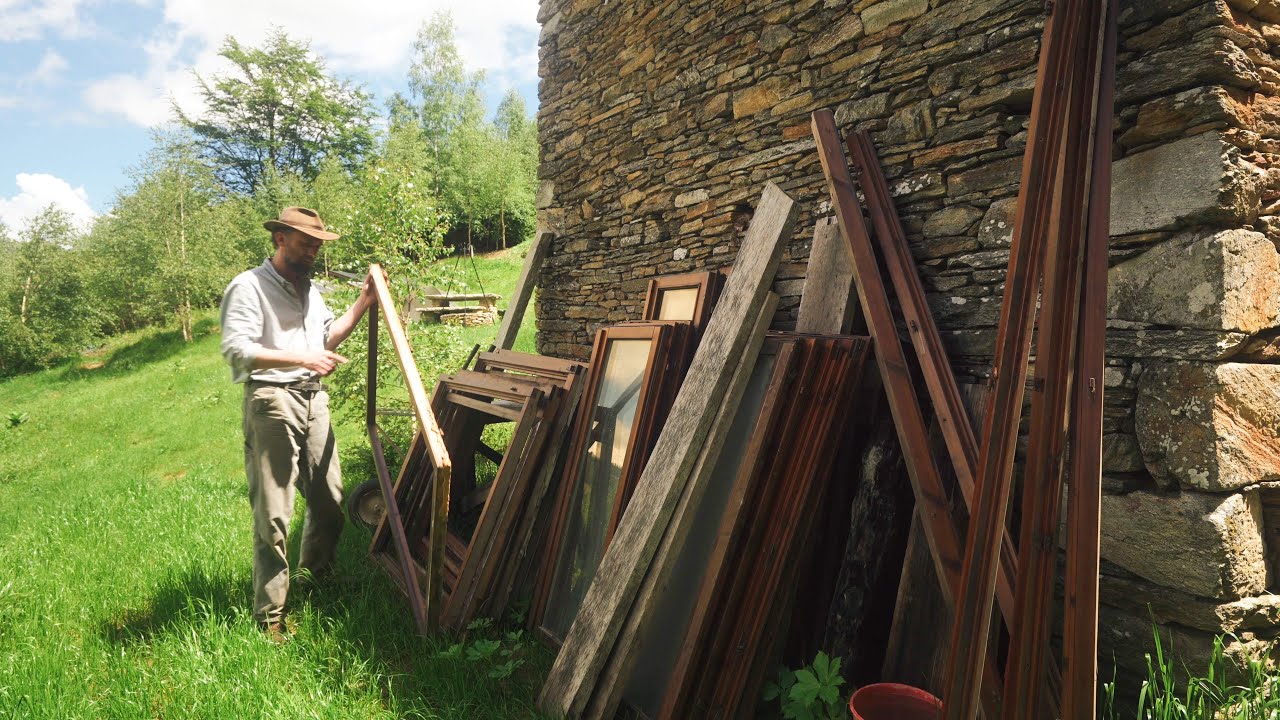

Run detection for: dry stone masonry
[[534, 0, 1280, 684]]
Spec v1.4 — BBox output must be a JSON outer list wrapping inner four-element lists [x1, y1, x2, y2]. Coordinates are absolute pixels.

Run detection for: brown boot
[[259, 619, 289, 644]]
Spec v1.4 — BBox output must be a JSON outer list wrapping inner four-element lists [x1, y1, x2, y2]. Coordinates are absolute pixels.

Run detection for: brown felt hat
[[263, 206, 340, 241]]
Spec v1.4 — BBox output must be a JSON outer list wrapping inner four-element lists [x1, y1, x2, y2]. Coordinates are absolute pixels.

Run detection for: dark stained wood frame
[[530, 321, 681, 644], [848, 127, 1068, 713], [641, 271, 724, 335], [658, 335, 871, 719], [814, 110, 1016, 717], [941, 1, 1112, 716]]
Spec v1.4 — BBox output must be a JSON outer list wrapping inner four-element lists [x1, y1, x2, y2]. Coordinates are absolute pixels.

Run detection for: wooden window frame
[[530, 321, 681, 645], [642, 271, 724, 334]]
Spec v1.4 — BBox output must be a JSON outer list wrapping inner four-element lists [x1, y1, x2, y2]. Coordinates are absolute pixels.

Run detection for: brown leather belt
[[250, 378, 324, 393]]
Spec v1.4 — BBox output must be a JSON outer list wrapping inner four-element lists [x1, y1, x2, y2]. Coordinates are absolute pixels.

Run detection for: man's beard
[[286, 257, 315, 278]]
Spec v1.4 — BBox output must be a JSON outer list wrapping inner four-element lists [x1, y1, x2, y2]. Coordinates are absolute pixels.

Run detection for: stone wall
[[535, 0, 1280, 683]]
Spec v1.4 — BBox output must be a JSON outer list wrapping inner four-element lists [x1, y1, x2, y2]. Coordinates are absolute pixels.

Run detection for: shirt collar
[[260, 258, 310, 296]]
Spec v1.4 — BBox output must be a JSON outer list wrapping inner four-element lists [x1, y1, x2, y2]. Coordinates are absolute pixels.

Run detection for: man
[[219, 206, 375, 637]]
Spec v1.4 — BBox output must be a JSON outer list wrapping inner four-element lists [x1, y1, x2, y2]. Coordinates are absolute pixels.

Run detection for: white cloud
[[0, 173, 96, 232], [82, 0, 539, 127], [0, 0, 90, 42], [0, 95, 20, 109], [31, 49, 69, 84]]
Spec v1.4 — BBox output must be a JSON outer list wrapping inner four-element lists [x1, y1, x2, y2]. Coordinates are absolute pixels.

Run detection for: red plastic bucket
[[848, 683, 942, 720]]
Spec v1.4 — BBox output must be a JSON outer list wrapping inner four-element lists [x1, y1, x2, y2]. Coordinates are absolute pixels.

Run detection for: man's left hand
[[360, 267, 388, 310]]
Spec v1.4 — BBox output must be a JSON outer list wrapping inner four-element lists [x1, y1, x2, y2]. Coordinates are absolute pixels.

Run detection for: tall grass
[[1105, 626, 1280, 720], [0, 243, 550, 719]]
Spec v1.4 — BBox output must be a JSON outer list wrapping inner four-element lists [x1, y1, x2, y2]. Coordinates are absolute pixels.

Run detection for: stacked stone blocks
[[535, 0, 1280, 679]]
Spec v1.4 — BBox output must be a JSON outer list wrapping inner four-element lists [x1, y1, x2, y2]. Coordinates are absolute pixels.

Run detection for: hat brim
[[263, 219, 340, 241]]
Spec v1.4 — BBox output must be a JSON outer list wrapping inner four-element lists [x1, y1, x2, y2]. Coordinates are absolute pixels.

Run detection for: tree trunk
[[822, 382, 914, 685], [178, 174, 192, 342], [501, 206, 506, 250], [19, 272, 32, 326]]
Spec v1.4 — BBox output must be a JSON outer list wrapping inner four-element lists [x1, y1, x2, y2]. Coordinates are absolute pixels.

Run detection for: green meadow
[[0, 243, 552, 719]]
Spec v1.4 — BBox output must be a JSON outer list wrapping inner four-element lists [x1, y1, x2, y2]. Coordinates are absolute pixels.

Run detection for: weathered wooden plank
[[586, 294, 778, 719], [537, 183, 798, 718], [494, 230, 552, 351], [796, 218, 856, 335]]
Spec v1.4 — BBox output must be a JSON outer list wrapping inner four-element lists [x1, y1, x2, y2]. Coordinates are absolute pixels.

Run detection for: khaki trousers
[[242, 383, 345, 624]]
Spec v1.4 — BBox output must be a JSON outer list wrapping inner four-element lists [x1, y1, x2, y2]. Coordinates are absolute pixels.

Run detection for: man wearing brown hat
[[220, 206, 374, 638]]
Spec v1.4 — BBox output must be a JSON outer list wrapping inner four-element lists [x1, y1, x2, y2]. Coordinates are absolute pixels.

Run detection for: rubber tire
[[346, 478, 386, 532]]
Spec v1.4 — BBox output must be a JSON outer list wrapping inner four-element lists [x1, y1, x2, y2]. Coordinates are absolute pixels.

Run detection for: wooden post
[[494, 230, 553, 351], [1061, 1, 1116, 716], [796, 218, 857, 334]]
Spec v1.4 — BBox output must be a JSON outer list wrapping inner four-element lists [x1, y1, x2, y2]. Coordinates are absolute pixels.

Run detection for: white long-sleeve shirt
[[219, 259, 334, 384]]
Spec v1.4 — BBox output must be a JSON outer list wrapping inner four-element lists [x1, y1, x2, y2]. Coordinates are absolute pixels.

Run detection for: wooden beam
[[494, 230, 552, 351], [812, 110, 965, 613], [849, 130, 1022, 620], [537, 182, 798, 718], [813, 109, 1010, 718], [1061, 1, 1116, 716], [940, 0, 1098, 714], [1000, 1, 1108, 713], [796, 218, 857, 335]]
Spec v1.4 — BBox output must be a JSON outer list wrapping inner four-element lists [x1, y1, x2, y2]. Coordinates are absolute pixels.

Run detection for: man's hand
[[298, 350, 349, 376], [358, 267, 388, 311]]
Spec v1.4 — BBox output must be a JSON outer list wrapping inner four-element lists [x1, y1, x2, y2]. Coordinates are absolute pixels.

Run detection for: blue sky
[[0, 0, 541, 234]]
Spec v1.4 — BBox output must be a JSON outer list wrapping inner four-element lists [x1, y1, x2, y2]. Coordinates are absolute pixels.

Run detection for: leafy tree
[[0, 207, 100, 374], [91, 131, 250, 340], [407, 11, 486, 195], [397, 13, 539, 251], [178, 29, 376, 194], [318, 158, 452, 425], [446, 116, 502, 247], [491, 89, 538, 248]]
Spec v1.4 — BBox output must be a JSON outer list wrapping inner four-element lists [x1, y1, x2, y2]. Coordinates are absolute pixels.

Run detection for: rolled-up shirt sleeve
[[220, 281, 264, 380]]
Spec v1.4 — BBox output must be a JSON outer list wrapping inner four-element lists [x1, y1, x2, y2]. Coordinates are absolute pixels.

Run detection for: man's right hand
[[297, 350, 349, 376]]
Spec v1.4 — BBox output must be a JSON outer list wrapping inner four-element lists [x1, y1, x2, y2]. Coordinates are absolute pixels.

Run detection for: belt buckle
[[294, 379, 323, 393]]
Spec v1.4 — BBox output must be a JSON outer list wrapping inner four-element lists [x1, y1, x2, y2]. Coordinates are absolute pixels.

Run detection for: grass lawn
[[0, 242, 553, 719]]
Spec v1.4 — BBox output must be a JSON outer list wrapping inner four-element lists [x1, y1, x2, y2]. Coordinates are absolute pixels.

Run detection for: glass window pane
[[656, 287, 699, 322], [544, 337, 654, 638], [621, 351, 779, 715]]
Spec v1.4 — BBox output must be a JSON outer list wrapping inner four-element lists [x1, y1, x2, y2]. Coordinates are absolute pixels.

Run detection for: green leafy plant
[[6, 411, 29, 428], [764, 651, 847, 720], [435, 618, 529, 682]]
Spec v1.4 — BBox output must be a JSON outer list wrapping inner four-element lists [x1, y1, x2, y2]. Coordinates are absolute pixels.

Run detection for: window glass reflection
[[544, 337, 653, 638]]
